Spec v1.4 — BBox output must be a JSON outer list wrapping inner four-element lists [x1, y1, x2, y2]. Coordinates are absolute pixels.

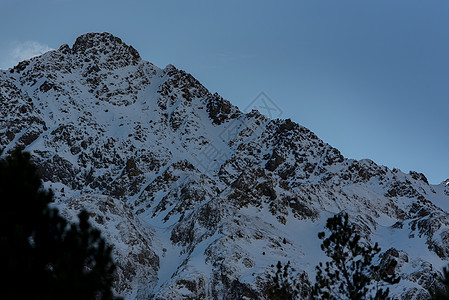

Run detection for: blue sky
[[1, 0, 448, 183]]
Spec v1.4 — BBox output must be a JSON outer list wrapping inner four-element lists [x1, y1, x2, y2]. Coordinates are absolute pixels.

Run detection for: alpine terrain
[[1, 32, 448, 299]]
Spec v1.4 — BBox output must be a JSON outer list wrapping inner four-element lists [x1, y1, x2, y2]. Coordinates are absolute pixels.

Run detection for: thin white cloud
[[1, 41, 53, 70], [11, 40, 53, 63]]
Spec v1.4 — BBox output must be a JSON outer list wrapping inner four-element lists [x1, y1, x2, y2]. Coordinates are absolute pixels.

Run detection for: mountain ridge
[[1, 32, 449, 299]]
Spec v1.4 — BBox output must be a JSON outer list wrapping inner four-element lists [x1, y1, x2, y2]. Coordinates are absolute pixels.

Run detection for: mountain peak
[[70, 32, 141, 66], [2, 32, 449, 300]]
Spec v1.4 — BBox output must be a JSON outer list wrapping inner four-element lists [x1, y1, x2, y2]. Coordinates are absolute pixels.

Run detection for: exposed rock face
[[1, 32, 449, 299]]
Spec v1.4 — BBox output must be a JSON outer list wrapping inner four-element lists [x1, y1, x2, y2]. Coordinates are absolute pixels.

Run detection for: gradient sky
[[1, 0, 448, 183]]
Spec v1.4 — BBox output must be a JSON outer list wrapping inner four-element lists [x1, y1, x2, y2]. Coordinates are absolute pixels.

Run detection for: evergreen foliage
[[0, 149, 118, 299], [430, 266, 449, 300], [313, 213, 400, 300], [265, 261, 301, 300]]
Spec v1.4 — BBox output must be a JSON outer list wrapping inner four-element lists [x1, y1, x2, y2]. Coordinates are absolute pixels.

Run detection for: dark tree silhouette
[[313, 213, 400, 300], [0, 149, 118, 299], [265, 261, 301, 300], [430, 266, 449, 300]]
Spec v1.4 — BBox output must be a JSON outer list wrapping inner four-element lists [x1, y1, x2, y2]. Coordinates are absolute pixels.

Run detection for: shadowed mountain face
[[1, 32, 448, 299]]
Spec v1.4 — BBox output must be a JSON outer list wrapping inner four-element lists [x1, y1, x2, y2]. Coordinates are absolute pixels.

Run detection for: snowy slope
[[1, 32, 449, 299]]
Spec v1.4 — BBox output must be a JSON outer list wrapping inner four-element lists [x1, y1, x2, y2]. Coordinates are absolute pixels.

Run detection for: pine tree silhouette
[[313, 213, 400, 300], [430, 266, 449, 300], [0, 149, 119, 299], [265, 261, 301, 300]]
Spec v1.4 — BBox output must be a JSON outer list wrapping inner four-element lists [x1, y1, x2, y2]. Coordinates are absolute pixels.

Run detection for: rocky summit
[[1, 32, 449, 299]]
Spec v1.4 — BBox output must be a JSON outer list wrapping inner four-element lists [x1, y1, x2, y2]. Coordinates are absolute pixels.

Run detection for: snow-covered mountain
[[1, 32, 449, 299]]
